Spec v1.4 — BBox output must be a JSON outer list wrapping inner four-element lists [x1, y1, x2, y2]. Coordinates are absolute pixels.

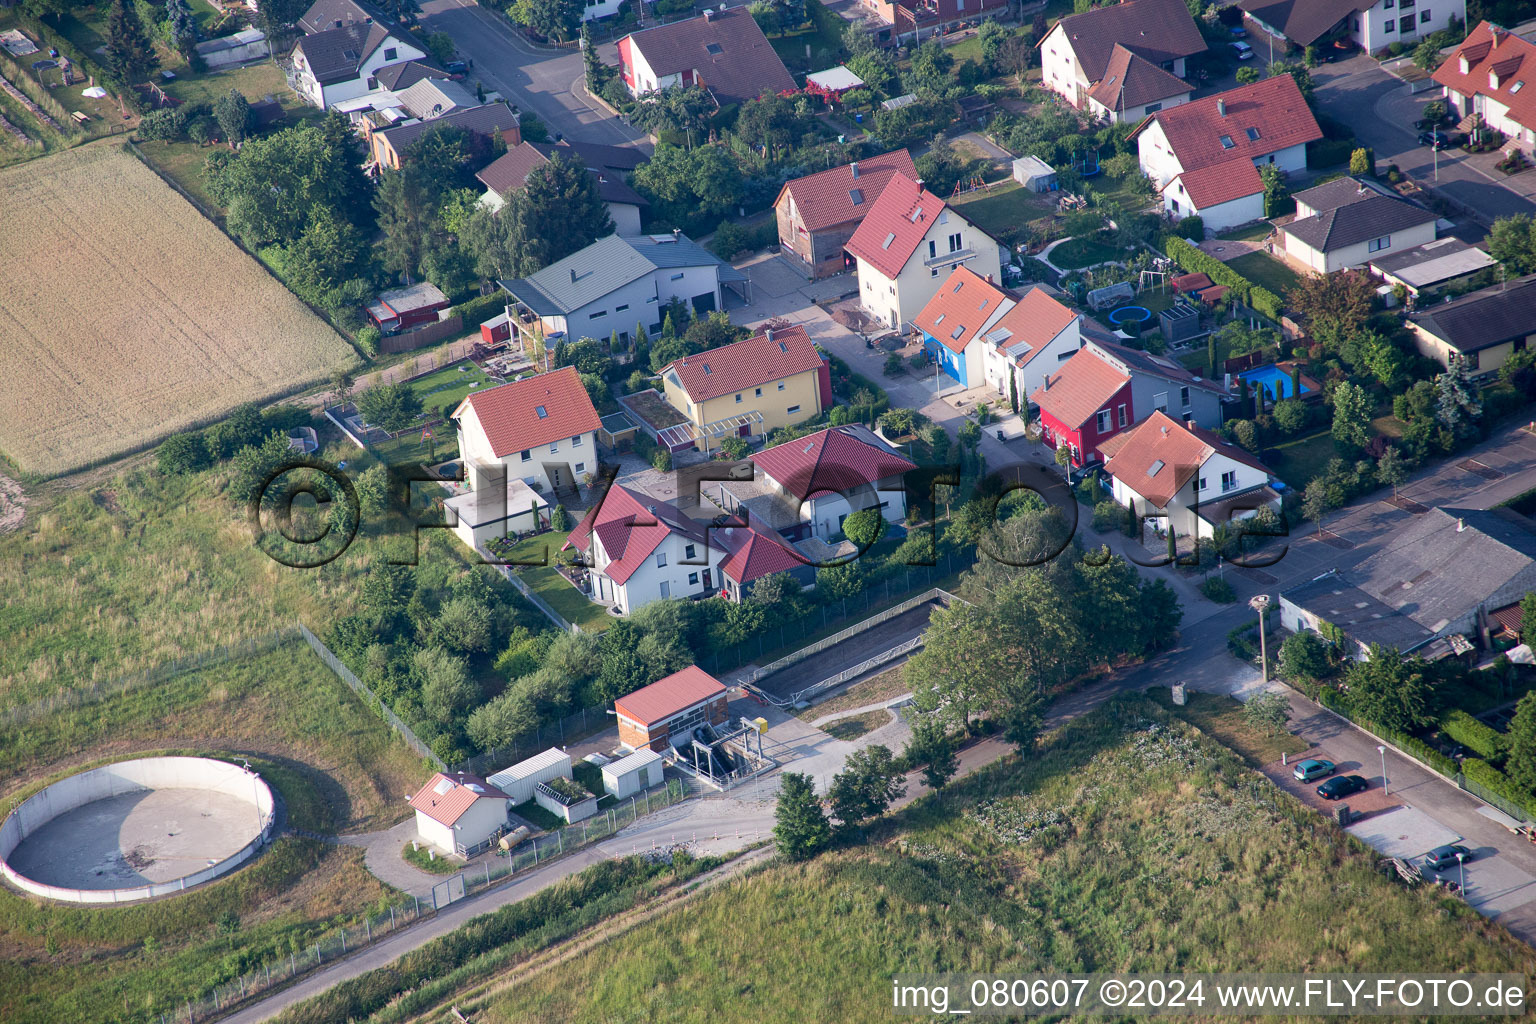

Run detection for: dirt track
[[751, 602, 943, 703]]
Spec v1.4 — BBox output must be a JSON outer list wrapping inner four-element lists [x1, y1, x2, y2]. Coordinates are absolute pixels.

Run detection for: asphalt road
[[416, 0, 650, 149], [1311, 58, 1536, 225]]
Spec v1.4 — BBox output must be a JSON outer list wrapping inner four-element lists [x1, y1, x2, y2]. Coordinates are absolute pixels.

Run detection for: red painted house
[[366, 282, 451, 333], [1029, 347, 1134, 468]]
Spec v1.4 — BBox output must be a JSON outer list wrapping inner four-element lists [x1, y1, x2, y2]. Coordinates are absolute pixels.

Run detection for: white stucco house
[[1099, 410, 1282, 541], [912, 266, 1085, 396], [566, 485, 730, 614], [843, 172, 1001, 331], [1132, 75, 1322, 233], [1279, 176, 1439, 273], [453, 366, 602, 500], [1433, 21, 1536, 156], [1040, 0, 1204, 122], [1240, 0, 1465, 57], [286, 21, 425, 110], [408, 772, 510, 857]]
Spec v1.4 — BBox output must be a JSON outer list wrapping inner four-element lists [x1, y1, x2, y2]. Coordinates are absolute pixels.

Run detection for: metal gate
[[430, 873, 466, 909]]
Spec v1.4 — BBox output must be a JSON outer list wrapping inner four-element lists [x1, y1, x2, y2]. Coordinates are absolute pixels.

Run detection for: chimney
[[986, 272, 994, 284], [1043, 373, 1051, 391], [569, 268, 578, 283], [672, 227, 681, 239], [850, 161, 859, 179], [1457, 517, 1466, 532], [764, 327, 775, 342], [1217, 98, 1226, 117], [703, 7, 713, 19]]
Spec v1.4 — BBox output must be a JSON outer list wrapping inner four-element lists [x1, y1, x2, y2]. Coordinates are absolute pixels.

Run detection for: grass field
[[469, 694, 1536, 1023], [1226, 250, 1306, 299], [949, 179, 1056, 239], [1051, 233, 1124, 270], [0, 641, 427, 1024], [0, 143, 355, 477], [369, 360, 496, 468], [500, 530, 615, 632], [821, 709, 890, 740]]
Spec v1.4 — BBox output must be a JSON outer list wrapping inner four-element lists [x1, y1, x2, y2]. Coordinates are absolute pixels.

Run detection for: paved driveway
[[417, 0, 649, 149]]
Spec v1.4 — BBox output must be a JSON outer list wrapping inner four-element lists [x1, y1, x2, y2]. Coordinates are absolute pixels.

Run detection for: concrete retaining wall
[[0, 757, 275, 904]]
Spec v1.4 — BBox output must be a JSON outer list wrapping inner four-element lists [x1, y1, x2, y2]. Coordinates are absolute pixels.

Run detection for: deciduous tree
[[773, 772, 831, 860], [827, 744, 905, 834]]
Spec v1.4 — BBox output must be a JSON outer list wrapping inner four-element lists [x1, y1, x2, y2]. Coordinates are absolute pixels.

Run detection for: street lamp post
[[1249, 594, 1271, 685], [1456, 851, 1466, 893], [1377, 744, 1389, 797]]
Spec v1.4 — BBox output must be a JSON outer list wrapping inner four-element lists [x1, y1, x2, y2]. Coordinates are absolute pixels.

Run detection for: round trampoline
[[1108, 305, 1153, 326]]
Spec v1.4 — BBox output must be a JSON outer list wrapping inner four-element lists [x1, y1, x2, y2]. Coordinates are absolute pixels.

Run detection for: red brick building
[[614, 666, 730, 752]]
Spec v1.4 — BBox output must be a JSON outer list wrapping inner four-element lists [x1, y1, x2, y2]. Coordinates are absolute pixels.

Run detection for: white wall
[[983, 316, 1082, 401], [1285, 218, 1436, 273], [566, 274, 664, 343], [1089, 90, 1191, 124], [0, 757, 274, 905], [654, 262, 723, 314], [605, 531, 725, 613], [1352, 0, 1463, 53], [603, 759, 663, 798], [490, 751, 572, 804], [862, 211, 1002, 330], [610, 202, 643, 234], [1040, 24, 1087, 108], [414, 811, 456, 855], [1137, 119, 1183, 188], [1165, 185, 1266, 235], [582, 0, 623, 20], [802, 484, 908, 538]]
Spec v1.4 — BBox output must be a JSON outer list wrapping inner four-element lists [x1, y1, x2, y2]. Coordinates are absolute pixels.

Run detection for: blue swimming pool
[[1242, 364, 1310, 402]]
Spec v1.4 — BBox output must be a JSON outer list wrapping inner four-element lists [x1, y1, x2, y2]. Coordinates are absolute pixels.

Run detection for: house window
[[1117, 404, 1127, 427], [1246, 127, 1261, 141], [735, 393, 743, 403], [689, 572, 699, 586], [1145, 102, 1162, 114], [575, 462, 586, 473], [755, 387, 762, 397], [616, 303, 629, 312], [671, 272, 684, 280], [1385, 0, 1393, 6], [1384, 19, 1395, 31], [384, 47, 397, 60], [1180, 385, 1191, 408], [572, 435, 583, 446], [787, 404, 801, 414], [777, 382, 786, 391], [1421, 9, 1431, 21], [1368, 235, 1392, 252], [659, 580, 670, 598], [549, 442, 559, 453], [931, 267, 940, 277], [520, 449, 531, 462], [1096, 409, 1112, 432], [928, 240, 937, 258], [948, 232, 962, 252], [590, 309, 607, 319], [685, 543, 696, 559], [1197, 476, 1206, 491], [1221, 470, 1238, 492], [1219, 135, 1235, 149], [1154, 391, 1168, 411], [656, 552, 667, 567]]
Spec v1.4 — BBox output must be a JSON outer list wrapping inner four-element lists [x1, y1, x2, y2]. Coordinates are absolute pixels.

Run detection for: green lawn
[[1218, 222, 1277, 242], [471, 693, 1536, 1024], [499, 530, 615, 633], [1226, 250, 1306, 299], [367, 360, 496, 467], [767, 0, 845, 75], [1266, 427, 1338, 489], [1050, 233, 1123, 270], [948, 179, 1056, 239]]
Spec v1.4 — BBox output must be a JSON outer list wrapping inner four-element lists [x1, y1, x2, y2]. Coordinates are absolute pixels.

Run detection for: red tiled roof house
[[1099, 410, 1281, 540], [1040, 0, 1204, 123], [1434, 21, 1536, 155], [408, 772, 509, 856], [774, 150, 917, 279], [617, 7, 795, 109], [566, 485, 725, 613], [844, 172, 1001, 331], [1131, 75, 1322, 234], [1029, 347, 1135, 468], [912, 266, 1083, 395], [614, 665, 730, 751], [453, 365, 603, 497]]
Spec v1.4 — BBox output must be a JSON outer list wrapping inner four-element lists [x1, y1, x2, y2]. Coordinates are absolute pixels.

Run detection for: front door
[[702, 568, 712, 589]]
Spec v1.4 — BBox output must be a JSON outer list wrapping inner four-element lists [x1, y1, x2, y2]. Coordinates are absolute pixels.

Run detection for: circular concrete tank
[[0, 756, 275, 904]]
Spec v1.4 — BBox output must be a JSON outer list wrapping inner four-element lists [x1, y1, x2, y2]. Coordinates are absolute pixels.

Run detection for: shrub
[[453, 291, 507, 325], [1274, 397, 1308, 434], [1440, 710, 1507, 763], [652, 447, 672, 472], [1279, 630, 1330, 682], [1175, 215, 1205, 242], [1092, 499, 1124, 533], [1460, 757, 1536, 818], [550, 503, 570, 531], [1200, 575, 1236, 602], [156, 432, 210, 474], [357, 325, 382, 355]]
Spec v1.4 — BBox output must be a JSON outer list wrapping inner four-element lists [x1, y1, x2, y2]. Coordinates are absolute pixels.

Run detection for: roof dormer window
[[1460, 56, 1470, 74], [1491, 70, 1502, 88]]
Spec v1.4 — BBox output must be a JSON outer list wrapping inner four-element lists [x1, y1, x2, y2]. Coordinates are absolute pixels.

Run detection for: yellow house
[[658, 325, 829, 451], [1407, 275, 1536, 376]]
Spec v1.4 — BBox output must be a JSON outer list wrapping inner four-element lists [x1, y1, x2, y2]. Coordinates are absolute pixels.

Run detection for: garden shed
[[602, 747, 666, 799], [1159, 302, 1202, 345], [488, 747, 572, 804], [1012, 155, 1057, 192]]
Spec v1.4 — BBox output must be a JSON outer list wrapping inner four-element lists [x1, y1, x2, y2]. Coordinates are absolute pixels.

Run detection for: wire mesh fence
[[155, 779, 692, 1024]]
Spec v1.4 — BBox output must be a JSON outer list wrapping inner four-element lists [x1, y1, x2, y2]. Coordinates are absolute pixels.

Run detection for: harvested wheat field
[[0, 143, 356, 477]]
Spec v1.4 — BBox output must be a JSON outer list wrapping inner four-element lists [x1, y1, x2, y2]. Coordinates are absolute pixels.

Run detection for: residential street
[[1310, 57, 1536, 225], [416, 0, 649, 149]]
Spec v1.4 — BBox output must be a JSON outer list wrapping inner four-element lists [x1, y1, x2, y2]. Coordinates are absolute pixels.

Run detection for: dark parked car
[[1424, 844, 1474, 871], [1317, 775, 1369, 800], [1230, 41, 1255, 60], [443, 60, 468, 77], [1419, 130, 1451, 149], [1229, 25, 1248, 37]]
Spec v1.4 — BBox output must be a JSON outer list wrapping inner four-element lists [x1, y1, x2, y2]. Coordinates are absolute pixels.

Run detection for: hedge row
[[1163, 236, 1284, 320], [1440, 709, 1507, 763], [1461, 757, 1536, 820], [452, 291, 506, 327]]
